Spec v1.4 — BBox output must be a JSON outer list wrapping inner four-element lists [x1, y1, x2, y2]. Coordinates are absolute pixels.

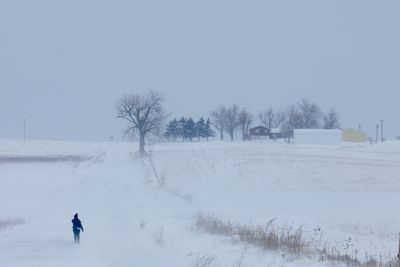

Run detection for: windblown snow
[[1, 139, 400, 266]]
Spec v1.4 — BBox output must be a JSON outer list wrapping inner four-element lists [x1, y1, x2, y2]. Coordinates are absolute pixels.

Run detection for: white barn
[[294, 129, 342, 146]]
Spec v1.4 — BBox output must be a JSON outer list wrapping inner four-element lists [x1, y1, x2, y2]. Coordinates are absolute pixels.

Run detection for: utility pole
[[358, 123, 361, 132], [380, 120, 384, 142], [23, 119, 26, 142], [375, 124, 379, 143]]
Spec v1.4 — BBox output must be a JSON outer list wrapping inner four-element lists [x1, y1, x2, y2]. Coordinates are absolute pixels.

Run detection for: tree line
[[164, 117, 215, 142], [210, 98, 340, 141], [116, 90, 340, 155]]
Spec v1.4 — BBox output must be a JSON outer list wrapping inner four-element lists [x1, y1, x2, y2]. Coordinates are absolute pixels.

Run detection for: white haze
[[0, 0, 399, 141]]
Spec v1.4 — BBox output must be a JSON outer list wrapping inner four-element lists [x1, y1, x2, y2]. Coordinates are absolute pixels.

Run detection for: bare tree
[[258, 107, 274, 128], [323, 109, 340, 129], [116, 90, 166, 156], [286, 105, 303, 130], [281, 105, 302, 142], [210, 105, 227, 140], [239, 109, 253, 141], [259, 107, 286, 129], [273, 110, 286, 128], [298, 98, 322, 129], [225, 104, 240, 141]]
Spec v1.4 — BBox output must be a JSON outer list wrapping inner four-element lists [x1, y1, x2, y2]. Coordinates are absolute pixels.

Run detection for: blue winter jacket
[[72, 218, 84, 231]]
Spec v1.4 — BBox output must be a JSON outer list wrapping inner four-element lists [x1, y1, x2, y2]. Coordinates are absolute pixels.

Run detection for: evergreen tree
[[205, 118, 216, 140], [195, 117, 207, 140], [164, 119, 179, 141], [168, 116, 215, 142], [184, 118, 196, 141], [178, 117, 186, 141], [164, 122, 172, 141]]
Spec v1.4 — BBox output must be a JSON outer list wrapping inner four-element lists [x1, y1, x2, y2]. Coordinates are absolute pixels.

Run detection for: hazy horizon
[[1, 1, 399, 141]]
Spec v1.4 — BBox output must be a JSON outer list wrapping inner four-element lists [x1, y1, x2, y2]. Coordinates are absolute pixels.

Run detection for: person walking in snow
[[72, 213, 84, 244]]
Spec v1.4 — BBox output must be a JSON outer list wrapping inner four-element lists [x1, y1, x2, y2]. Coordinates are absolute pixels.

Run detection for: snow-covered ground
[[1, 139, 400, 266]]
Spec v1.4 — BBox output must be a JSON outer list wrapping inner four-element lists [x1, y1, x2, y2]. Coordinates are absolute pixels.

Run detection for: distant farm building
[[249, 126, 290, 141], [249, 126, 270, 139], [342, 128, 367, 143], [247, 128, 368, 145], [294, 129, 342, 146], [269, 128, 284, 140]]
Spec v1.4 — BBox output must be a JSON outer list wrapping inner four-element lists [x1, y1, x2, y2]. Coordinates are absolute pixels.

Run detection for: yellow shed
[[342, 128, 367, 143]]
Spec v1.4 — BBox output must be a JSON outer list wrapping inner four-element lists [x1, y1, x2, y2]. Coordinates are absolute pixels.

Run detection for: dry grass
[[0, 218, 25, 231], [196, 213, 400, 267], [0, 155, 91, 164], [194, 252, 216, 267]]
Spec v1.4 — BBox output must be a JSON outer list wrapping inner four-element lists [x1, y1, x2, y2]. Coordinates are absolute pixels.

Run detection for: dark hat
[[74, 213, 78, 218]]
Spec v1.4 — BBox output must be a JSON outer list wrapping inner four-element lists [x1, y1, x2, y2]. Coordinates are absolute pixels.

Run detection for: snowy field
[[1, 139, 400, 266]]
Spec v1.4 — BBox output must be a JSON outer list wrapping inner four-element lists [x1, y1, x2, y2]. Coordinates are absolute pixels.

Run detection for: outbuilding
[[249, 126, 270, 139], [294, 129, 342, 146]]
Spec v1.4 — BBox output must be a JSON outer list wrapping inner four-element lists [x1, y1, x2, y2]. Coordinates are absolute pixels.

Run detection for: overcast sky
[[0, 0, 399, 141]]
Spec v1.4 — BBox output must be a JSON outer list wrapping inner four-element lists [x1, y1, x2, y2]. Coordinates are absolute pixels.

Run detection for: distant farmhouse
[[249, 126, 290, 141], [249, 126, 270, 138], [249, 126, 373, 145]]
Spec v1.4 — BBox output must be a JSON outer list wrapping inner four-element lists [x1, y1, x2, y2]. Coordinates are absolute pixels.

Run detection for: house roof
[[249, 126, 270, 130]]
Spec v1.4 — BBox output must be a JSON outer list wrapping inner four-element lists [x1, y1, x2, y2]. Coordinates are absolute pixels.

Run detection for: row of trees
[[285, 99, 340, 130], [210, 99, 340, 141], [210, 105, 254, 141], [116, 90, 341, 155], [164, 117, 215, 141]]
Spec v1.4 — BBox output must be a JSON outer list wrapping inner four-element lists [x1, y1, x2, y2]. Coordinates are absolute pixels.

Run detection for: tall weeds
[[196, 213, 399, 267], [0, 218, 25, 231]]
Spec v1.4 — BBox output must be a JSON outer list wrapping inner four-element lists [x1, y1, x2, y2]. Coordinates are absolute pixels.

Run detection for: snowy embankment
[[0, 139, 400, 266]]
